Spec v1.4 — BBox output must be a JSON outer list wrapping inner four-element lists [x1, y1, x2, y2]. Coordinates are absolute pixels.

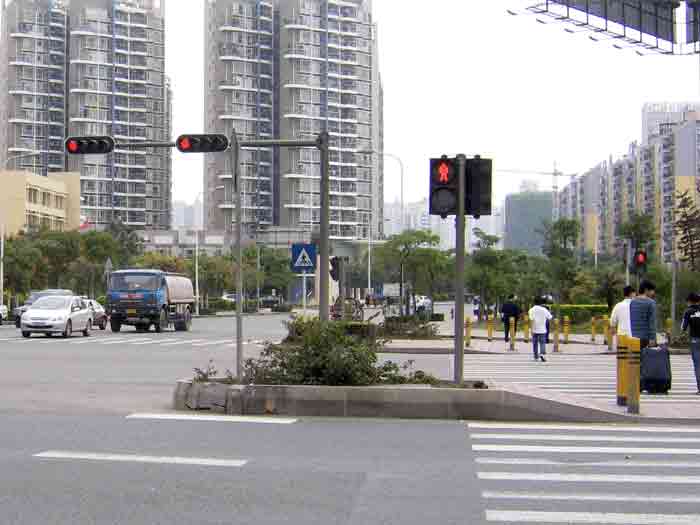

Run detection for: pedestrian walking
[[450, 307, 454, 320], [500, 295, 520, 344], [610, 285, 636, 337], [681, 292, 700, 395], [630, 280, 657, 349], [528, 296, 552, 362]]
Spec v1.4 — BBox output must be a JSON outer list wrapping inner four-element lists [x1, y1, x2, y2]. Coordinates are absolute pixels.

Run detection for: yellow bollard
[[616, 335, 628, 406], [591, 316, 597, 343], [627, 336, 641, 415], [509, 317, 516, 352], [553, 318, 560, 353], [487, 315, 494, 342], [665, 318, 673, 341], [563, 316, 570, 344], [523, 316, 530, 343], [604, 316, 612, 351], [464, 318, 472, 348]]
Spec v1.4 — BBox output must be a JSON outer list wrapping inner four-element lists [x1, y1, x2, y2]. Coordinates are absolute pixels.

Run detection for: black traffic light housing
[[466, 156, 492, 219], [65, 136, 115, 155], [176, 134, 229, 153], [429, 156, 458, 218], [330, 257, 340, 282]]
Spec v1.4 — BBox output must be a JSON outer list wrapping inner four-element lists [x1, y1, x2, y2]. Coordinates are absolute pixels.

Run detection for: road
[[3, 316, 700, 524]]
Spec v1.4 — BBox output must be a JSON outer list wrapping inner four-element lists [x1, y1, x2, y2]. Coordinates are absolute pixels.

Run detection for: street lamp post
[[194, 191, 204, 317]]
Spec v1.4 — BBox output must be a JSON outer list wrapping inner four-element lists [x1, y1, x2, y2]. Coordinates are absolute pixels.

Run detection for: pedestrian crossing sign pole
[[291, 244, 317, 315]]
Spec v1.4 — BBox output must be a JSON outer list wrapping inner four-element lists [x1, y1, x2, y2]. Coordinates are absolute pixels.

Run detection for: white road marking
[[470, 433, 700, 444], [99, 338, 153, 345], [482, 490, 700, 503], [129, 339, 158, 345], [468, 422, 700, 433], [478, 471, 700, 483], [160, 339, 206, 347], [472, 444, 700, 455], [192, 339, 233, 347], [34, 450, 247, 467], [126, 413, 297, 424], [475, 457, 700, 468], [485, 510, 700, 524]]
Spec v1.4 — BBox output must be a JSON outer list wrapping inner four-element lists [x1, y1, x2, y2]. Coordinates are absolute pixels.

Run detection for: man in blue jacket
[[630, 280, 657, 349], [500, 295, 520, 344]]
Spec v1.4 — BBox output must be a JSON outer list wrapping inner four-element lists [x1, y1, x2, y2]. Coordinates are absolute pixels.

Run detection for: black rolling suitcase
[[640, 345, 672, 394]]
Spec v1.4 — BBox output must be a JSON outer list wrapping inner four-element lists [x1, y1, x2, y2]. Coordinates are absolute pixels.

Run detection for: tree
[[108, 219, 142, 267], [540, 218, 580, 259], [2, 236, 45, 301], [472, 227, 500, 250], [260, 248, 295, 298], [36, 231, 81, 288], [675, 190, 700, 271], [131, 252, 187, 273], [620, 212, 656, 253], [594, 265, 625, 310]]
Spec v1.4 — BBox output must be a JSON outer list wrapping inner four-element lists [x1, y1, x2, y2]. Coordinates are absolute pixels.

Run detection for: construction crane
[[495, 164, 578, 221]]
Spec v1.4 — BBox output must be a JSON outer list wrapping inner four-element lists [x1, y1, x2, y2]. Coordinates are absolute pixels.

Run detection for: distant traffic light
[[466, 156, 492, 219], [429, 156, 458, 218], [633, 250, 648, 273], [65, 136, 115, 155], [176, 134, 229, 153], [330, 257, 340, 282]]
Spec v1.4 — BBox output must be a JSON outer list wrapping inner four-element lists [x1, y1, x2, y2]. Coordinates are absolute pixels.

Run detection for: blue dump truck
[[107, 269, 195, 333]]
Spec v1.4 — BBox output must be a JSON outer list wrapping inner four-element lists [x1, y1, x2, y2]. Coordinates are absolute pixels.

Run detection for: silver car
[[0, 304, 8, 325], [21, 296, 93, 338]]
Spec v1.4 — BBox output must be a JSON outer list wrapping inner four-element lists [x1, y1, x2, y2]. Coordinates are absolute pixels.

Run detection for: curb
[[173, 379, 700, 424]]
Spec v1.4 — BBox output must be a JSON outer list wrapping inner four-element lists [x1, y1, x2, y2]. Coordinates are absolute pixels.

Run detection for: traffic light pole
[[235, 133, 330, 321], [454, 154, 467, 385], [230, 131, 244, 381]]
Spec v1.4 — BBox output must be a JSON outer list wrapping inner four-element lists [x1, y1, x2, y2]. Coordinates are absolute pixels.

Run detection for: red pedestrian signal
[[429, 157, 458, 218], [633, 250, 648, 273], [176, 134, 229, 153], [64, 136, 115, 155]]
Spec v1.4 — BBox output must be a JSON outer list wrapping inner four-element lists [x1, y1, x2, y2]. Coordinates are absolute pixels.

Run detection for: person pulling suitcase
[[681, 292, 700, 395]]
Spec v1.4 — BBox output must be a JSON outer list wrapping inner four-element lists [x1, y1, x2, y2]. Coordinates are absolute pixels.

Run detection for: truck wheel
[[110, 320, 121, 333], [154, 309, 167, 333]]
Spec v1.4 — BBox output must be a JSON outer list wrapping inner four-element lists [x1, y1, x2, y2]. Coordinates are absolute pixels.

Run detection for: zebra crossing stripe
[[468, 422, 700, 433], [485, 510, 700, 524], [476, 457, 700, 468], [478, 471, 700, 483], [470, 433, 700, 444], [472, 444, 700, 455], [482, 490, 700, 503]]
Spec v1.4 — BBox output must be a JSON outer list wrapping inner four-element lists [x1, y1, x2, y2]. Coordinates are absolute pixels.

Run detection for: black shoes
[[540, 355, 546, 362]]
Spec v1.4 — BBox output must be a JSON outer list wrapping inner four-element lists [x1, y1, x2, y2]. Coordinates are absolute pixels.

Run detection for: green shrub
[[96, 296, 106, 306], [382, 316, 439, 339], [244, 318, 385, 386], [208, 298, 236, 312], [554, 304, 610, 323], [671, 331, 690, 348]]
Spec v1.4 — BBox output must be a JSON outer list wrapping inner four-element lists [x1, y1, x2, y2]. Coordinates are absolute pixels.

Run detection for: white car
[[21, 295, 93, 338], [0, 304, 8, 325]]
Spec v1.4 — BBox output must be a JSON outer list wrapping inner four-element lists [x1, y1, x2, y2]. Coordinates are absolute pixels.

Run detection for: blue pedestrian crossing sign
[[291, 243, 317, 273]]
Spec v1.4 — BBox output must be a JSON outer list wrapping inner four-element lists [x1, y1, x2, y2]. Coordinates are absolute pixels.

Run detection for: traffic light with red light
[[466, 156, 492, 219], [633, 250, 648, 273], [176, 134, 229, 153], [65, 136, 115, 155], [429, 156, 458, 218]]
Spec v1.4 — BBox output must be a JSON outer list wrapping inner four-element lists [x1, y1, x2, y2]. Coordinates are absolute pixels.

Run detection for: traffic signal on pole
[[65, 136, 115, 155], [176, 134, 229, 153], [466, 156, 492, 218], [633, 250, 648, 273], [429, 156, 458, 218], [330, 257, 340, 282]]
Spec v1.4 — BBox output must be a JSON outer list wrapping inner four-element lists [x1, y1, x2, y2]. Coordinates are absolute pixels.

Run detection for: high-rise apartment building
[[204, 0, 383, 241], [557, 166, 602, 254], [504, 191, 552, 255], [0, 0, 172, 231], [642, 102, 700, 144]]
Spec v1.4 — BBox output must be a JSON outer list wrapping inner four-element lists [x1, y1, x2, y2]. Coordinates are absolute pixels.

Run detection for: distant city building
[[467, 206, 504, 252], [203, 0, 383, 242], [173, 196, 203, 230], [504, 191, 553, 255], [642, 102, 700, 144], [0, 170, 81, 235], [557, 166, 602, 255], [0, 0, 172, 231]]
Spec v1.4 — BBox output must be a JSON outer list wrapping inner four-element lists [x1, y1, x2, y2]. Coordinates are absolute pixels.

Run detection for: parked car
[[14, 289, 74, 328], [0, 304, 8, 325], [20, 295, 93, 338], [221, 293, 237, 303], [260, 295, 281, 308], [86, 299, 108, 330]]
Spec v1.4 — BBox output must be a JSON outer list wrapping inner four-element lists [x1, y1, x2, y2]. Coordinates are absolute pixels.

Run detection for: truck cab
[[107, 269, 194, 333]]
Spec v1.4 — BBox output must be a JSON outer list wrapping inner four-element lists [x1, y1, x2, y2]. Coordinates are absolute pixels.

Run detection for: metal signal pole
[[454, 154, 467, 385]]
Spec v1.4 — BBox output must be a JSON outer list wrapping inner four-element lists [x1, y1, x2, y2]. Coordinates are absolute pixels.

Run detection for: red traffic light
[[438, 162, 450, 183], [64, 136, 115, 155], [175, 134, 229, 153], [634, 251, 647, 265]]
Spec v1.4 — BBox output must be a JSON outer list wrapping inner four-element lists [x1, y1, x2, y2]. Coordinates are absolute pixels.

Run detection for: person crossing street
[[681, 292, 700, 395], [528, 296, 552, 362]]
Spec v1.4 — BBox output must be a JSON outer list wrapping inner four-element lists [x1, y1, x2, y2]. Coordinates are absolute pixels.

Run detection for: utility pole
[[230, 130, 244, 381], [0, 223, 4, 309], [454, 154, 466, 385], [318, 132, 331, 321]]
